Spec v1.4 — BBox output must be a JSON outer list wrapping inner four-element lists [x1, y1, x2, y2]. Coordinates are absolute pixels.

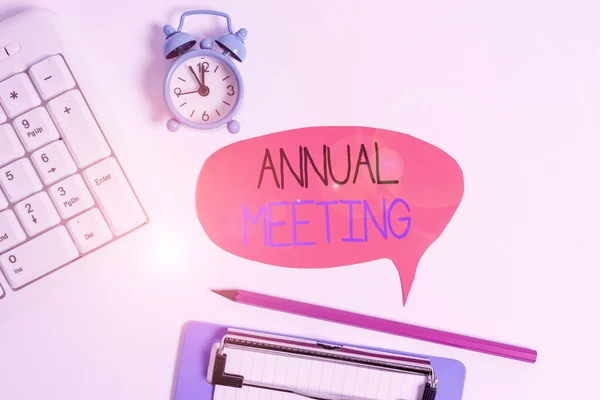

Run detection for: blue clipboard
[[172, 321, 466, 400]]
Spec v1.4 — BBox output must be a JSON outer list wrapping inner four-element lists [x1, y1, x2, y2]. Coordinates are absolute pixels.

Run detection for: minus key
[[29, 54, 75, 100]]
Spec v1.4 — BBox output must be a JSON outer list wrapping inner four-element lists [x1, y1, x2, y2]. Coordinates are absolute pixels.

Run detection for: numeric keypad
[[0, 53, 147, 293]]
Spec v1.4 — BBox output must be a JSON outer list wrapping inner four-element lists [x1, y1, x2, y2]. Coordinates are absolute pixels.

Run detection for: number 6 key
[[31, 141, 78, 185]]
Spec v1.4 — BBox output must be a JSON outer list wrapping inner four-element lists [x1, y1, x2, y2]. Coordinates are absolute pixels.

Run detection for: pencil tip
[[211, 289, 239, 300]]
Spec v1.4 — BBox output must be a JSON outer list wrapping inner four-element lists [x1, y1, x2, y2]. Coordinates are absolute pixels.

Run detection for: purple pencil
[[212, 289, 537, 364]]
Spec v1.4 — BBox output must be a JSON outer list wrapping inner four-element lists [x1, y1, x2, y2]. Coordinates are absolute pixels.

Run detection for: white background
[[0, 1, 598, 399]]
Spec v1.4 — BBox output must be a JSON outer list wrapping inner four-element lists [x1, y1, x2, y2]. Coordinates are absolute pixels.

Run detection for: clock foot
[[167, 119, 180, 132], [227, 120, 241, 134]]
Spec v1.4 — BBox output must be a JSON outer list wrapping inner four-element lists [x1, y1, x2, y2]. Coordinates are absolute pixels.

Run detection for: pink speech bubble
[[196, 126, 464, 304]]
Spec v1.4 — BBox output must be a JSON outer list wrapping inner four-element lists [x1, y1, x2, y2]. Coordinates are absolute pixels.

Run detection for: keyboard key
[[29, 55, 75, 100], [5, 42, 21, 56], [13, 107, 60, 152], [0, 189, 7, 210], [15, 192, 61, 236], [0, 209, 27, 253], [83, 157, 147, 236], [67, 208, 113, 253], [0, 124, 25, 167], [0, 158, 43, 203], [31, 141, 77, 185], [0, 105, 6, 123], [47, 90, 111, 168], [0, 73, 41, 118], [0, 226, 79, 289], [49, 174, 94, 219]]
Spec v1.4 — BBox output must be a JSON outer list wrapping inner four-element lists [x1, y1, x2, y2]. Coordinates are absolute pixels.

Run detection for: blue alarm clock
[[161, 10, 247, 134]]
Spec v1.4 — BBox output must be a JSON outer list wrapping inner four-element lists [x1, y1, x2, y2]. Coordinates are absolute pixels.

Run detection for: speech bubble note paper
[[196, 126, 464, 304]]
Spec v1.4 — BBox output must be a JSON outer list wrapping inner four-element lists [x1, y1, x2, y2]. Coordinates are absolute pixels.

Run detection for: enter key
[[83, 157, 147, 236]]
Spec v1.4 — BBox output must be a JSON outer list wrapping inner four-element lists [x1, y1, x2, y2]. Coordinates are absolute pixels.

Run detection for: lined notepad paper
[[214, 348, 427, 400]]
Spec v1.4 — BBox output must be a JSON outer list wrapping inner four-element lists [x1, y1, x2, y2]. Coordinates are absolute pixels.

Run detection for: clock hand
[[179, 89, 201, 95], [200, 64, 206, 87], [188, 65, 203, 88], [174, 87, 202, 98], [198, 63, 210, 97]]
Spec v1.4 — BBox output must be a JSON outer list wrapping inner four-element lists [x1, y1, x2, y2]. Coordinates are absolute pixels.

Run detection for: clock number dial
[[198, 62, 210, 72], [169, 56, 239, 125]]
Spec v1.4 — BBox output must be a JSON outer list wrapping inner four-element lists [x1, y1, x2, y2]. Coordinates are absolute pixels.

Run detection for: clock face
[[168, 55, 240, 125]]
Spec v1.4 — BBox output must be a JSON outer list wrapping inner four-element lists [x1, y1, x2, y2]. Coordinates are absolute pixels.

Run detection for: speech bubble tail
[[391, 256, 420, 307], [401, 280, 412, 307]]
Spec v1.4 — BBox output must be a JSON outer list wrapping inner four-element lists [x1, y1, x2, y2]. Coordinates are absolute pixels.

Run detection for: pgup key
[[13, 107, 60, 152]]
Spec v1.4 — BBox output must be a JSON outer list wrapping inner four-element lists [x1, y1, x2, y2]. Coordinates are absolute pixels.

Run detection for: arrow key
[[31, 140, 77, 185], [15, 191, 60, 236]]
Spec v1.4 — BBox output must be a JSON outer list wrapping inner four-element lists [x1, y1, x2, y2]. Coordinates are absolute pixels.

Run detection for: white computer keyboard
[[0, 10, 148, 298]]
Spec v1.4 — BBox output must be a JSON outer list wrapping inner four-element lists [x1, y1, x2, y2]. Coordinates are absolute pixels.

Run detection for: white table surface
[[0, 1, 598, 399]]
